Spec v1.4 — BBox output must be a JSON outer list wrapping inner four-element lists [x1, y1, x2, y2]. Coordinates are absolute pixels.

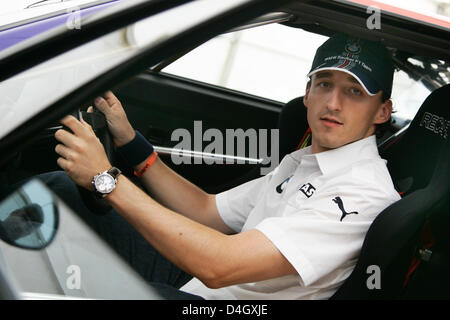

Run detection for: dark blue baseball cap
[[308, 33, 394, 98]]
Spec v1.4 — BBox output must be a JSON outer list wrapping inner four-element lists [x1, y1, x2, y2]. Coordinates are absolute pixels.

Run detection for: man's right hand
[[88, 91, 136, 147]]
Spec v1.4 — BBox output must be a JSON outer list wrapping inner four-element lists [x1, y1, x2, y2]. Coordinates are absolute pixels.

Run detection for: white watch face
[[94, 173, 116, 194]]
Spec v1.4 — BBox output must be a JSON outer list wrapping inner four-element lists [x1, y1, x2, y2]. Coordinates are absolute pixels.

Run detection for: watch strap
[[107, 167, 122, 179]]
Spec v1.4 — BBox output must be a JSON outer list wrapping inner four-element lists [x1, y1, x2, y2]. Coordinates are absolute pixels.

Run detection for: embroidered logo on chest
[[299, 183, 316, 198]]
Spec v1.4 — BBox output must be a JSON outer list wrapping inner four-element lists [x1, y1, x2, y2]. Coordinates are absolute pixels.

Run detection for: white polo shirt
[[181, 135, 401, 299]]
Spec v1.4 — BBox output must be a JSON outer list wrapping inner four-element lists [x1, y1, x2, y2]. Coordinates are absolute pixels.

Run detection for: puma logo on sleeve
[[332, 196, 359, 221]]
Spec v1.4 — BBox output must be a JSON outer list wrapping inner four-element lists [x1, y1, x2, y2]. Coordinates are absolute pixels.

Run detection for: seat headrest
[[381, 84, 450, 193], [277, 97, 309, 160]]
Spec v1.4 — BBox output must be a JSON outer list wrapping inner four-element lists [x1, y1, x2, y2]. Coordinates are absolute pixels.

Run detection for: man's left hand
[[55, 115, 112, 191]]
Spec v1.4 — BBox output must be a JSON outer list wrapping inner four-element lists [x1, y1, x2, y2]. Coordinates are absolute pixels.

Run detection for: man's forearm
[[106, 175, 296, 288], [106, 174, 226, 286], [134, 157, 233, 234]]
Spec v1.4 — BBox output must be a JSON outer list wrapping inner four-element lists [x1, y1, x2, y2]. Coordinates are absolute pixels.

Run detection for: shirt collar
[[290, 135, 381, 175]]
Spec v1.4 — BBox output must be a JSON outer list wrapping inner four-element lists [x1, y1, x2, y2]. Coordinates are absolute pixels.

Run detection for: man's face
[[303, 70, 392, 154]]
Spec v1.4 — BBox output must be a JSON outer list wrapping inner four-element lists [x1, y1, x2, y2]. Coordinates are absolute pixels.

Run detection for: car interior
[[0, 0, 449, 299]]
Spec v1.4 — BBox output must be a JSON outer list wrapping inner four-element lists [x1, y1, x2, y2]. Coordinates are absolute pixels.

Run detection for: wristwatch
[[92, 167, 122, 198]]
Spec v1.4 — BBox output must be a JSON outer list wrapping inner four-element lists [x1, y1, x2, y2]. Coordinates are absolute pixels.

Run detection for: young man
[[53, 33, 401, 299]]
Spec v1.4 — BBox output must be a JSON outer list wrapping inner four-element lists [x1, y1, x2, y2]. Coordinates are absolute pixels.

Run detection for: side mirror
[[0, 179, 58, 250]]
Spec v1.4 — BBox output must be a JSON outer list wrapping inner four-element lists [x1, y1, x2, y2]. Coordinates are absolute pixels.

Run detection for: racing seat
[[331, 84, 450, 299]]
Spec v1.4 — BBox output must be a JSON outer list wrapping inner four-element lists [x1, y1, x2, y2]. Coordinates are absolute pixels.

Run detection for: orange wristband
[[134, 151, 158, 177]]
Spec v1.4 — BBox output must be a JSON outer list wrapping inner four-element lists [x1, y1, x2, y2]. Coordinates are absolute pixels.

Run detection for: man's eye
[[318, 82, 329, 88], [350, 87, 362, 95]]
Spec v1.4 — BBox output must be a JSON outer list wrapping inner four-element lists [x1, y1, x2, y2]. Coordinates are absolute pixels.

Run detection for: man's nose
[[327, 87, 343, 111]]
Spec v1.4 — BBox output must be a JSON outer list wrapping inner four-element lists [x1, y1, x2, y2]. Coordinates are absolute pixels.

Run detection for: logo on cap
[[345, 40, 361, 54]]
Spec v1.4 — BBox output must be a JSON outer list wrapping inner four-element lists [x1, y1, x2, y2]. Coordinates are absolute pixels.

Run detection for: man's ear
[[303, 81, 311, 108], [374, 99, 393, 125]]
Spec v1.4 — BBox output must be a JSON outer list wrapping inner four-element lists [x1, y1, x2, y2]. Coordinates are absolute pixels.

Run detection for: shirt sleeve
[[255, 179, 400, 286], [216, 172, 274, 233]]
